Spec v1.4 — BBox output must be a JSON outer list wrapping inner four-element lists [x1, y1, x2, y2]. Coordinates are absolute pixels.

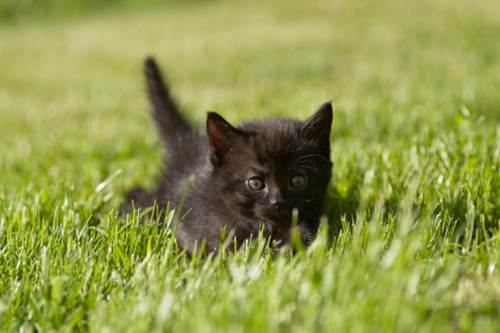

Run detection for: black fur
[[124, 57, 333, 254]]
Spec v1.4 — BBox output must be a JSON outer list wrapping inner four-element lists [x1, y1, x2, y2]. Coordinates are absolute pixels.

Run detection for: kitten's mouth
[[254, 211, 291, 236], [256, 207, 314, 245], [262, 206, 292, 223], [269, 211, 291, 223]]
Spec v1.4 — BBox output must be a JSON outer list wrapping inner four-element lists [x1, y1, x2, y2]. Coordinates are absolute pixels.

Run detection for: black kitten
[[124, 57, 333, 254]]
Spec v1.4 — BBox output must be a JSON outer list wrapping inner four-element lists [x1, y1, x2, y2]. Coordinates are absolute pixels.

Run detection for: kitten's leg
[[122, 187, 168, 225], [122, 186, 151, 213]]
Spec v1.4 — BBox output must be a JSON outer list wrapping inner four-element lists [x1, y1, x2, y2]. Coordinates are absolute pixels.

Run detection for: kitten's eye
[[246, 177, 265, 191], [290, 174, 307, 189]]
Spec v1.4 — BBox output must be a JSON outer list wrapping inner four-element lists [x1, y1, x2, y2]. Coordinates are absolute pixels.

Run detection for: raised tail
[[144, 57, 192, 147]]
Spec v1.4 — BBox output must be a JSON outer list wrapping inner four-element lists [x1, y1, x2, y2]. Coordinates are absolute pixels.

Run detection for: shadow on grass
[[324, 178, 498, 248], [324, 184, 360, 239]]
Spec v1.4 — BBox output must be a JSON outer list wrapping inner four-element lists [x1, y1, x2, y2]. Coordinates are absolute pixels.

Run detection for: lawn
[[0, 0, 499, 331]]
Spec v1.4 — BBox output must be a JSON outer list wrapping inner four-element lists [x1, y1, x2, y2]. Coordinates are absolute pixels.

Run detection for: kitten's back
[[124, 58, 209, 211]]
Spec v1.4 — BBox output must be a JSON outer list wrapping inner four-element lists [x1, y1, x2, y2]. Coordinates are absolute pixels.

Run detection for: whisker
[[302, 197, 322, 202]]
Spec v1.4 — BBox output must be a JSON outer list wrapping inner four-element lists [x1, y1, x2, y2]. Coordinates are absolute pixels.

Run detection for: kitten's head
[[207, 102, 333, 246]]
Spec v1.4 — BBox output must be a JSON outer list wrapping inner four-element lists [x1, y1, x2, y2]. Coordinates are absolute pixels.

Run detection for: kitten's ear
[[206, 112, 242, 164], [301, 101, 333, 145]]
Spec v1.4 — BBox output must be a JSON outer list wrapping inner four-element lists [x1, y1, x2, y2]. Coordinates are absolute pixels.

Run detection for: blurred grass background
[[0, 0, 499, 331], [0, 0, 175, 22], [1, 0, 498, 219]]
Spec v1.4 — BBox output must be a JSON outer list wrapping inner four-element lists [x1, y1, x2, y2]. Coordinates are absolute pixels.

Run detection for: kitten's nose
[[270, 194, 286, 209]]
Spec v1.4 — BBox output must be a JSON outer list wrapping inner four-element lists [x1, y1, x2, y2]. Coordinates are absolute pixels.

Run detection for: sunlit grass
[[0, 0, 499, 331]]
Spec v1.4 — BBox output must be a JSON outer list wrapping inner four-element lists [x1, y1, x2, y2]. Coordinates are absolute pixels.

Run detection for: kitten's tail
[[144, 57, 193, 146]]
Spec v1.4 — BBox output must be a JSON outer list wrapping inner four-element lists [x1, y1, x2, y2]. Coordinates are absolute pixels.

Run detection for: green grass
[[1, 0, 499, 331]]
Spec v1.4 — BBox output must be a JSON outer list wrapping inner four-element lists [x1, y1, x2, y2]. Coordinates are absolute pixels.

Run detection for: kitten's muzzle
[[262, 204, 291, 225], [270, 199, 287, 211], [269, 190, 287, 209]]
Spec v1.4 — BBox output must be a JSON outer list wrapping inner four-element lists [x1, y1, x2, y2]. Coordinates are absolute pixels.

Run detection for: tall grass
[[0, 0, 499, 331]]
